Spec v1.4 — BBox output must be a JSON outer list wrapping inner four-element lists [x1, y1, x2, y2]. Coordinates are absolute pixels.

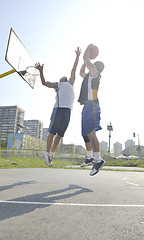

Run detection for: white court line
[[123, 178, 128, 181], [123, 177, 140, 186], [126, 181, 140, 186], [0, 200, 144, 208]]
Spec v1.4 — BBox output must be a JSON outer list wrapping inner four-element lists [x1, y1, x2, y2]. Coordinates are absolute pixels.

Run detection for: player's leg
[[87, 129, 99, 153], [80, 136, 94, 167], [44, 108, 58, 167], [51, 134, 61, 153], [82, 103, 105, 175], [44, 133, 54, 167], [47, 133, 54, 152], [88, 130, 105, 176]]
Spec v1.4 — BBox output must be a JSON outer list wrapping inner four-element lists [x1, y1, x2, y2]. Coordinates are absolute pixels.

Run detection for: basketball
[[89, 45, 99, 60]]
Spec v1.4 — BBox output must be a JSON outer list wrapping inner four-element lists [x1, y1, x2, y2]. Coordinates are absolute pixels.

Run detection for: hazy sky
[[1, 0, 144, 149]]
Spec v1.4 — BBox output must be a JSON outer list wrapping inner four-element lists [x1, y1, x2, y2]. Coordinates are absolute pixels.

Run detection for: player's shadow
[[0, 181, 35, 191], [0, 184, 93, 221]]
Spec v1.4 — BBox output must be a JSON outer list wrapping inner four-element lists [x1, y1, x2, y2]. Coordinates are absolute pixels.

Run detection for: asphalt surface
[[0, 168, 144, 240]]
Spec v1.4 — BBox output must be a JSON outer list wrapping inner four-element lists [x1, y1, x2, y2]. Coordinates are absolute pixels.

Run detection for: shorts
[[48, 107, 71, 137], [82, 102, 102, 137]]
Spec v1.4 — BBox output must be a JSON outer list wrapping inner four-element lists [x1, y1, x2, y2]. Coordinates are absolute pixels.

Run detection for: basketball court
[[0, 28, 144, 240], [0, 168, 144, 240]]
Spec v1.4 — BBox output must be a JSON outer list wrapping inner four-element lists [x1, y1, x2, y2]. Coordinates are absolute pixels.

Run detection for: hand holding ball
[[88, 45, 99, 60]]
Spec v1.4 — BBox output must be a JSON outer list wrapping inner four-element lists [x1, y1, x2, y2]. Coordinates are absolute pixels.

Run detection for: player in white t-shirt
[[36, 47, 81, 166]]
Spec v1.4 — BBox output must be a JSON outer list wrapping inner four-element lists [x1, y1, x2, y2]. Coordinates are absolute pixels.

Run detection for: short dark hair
[[94, 61, 104, 73]]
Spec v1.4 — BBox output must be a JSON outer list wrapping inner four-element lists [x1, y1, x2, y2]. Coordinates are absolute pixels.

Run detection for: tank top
[[54, 81, 74, 109]]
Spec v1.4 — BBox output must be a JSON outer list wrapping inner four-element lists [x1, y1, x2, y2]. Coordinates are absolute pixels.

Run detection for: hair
[[94, 61, 104, 73]]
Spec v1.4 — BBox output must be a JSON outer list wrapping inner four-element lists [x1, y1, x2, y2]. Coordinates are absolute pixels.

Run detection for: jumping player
[[78, 44, 105, 176], [36, 47, 81, 166]]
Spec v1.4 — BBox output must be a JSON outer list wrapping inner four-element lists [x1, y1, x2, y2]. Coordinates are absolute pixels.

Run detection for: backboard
[[5, 28, 36, 88]]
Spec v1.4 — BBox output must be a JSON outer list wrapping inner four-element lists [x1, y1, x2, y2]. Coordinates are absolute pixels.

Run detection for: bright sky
[[1, 0, 144, 150]]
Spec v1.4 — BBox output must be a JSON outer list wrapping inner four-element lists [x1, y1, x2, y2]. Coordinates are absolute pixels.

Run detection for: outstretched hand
[[35, 63, 44, 73], [75, 47, 82, 57]]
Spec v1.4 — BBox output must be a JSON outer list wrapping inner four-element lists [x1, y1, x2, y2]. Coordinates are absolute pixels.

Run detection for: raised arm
[[83, 44, 98, 77], [80, 62, 86, 78], [69, 47, 81, 86], [35, 63, 57, 89]]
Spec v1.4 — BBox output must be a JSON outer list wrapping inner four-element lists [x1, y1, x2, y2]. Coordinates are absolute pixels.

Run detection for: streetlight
[[133, 132, 141, 155], [107, 122, 113, 154]]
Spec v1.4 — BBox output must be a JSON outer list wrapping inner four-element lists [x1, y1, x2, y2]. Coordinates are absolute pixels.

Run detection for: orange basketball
[[89, 45, 99, 60]]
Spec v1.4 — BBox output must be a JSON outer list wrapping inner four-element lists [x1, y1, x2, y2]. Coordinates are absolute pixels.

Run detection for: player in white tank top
[[36, 47, 81, 166], [54, 81, 74, 109]]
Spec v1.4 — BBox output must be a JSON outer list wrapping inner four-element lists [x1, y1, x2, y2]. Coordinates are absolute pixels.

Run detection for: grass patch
[[0, 157, 77, 169], [105, 159, 144, 168], [0, 157, 144, 170]]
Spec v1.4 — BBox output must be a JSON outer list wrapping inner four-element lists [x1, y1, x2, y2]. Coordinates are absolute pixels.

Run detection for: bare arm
[[35, 63, 57, 89], [83, 44, 98, 77], [80, 62, 86, 78], [69, 47, 81, 86]]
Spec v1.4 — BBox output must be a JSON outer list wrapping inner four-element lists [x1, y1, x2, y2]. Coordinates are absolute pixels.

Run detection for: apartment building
[[43, 128, 48, 141], [0, 105, 25, 134], [23, 120, 43, 140]]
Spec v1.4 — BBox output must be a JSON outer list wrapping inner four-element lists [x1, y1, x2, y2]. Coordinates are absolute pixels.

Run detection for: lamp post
[[107, 122, 113, 154], [133, 132, 140, 157]]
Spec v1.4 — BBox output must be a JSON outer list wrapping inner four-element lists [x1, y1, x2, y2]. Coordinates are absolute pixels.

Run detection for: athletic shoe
[[80, 157, 94, 167], [44, 152, 53, 167], [89, 159, 105, 176]]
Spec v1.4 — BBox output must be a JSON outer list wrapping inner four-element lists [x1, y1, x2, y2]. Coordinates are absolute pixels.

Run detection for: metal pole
[[109, 131, 111, 154], [0, 69, 16, 78]]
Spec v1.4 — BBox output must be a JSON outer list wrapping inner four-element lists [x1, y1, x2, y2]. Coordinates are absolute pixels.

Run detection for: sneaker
[[89, 159, 105, 176], [44, 152, 53, 167], [80, 157, 94, 167]]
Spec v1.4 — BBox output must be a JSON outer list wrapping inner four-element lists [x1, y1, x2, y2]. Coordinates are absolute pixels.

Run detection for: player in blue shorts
[[36, 47, 81, 166], [78, 44, 105, 176]]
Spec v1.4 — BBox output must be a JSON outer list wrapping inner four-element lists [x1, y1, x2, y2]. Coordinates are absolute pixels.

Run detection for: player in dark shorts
[[36, 47, 81, 166]]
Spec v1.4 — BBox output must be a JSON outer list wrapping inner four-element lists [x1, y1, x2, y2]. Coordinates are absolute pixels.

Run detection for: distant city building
[[23, 120, 43, 140], [113, 142, 122, 156], [100, 141, 108, 154], [0, 105, 25, 134], [125, 139, 135, 149], [7, 133, 46, 150], [122, 145, 144, 158], [43, 128, 48, 141], [59, 143, 85, 154]]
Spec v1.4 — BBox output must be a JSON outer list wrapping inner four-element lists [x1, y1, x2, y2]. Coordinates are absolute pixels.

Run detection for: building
[[7, 132, 46, 150], [0, 105, 25, 134], [58, 143, 85, 154], [122, 145, 144, 158], [113, 142, 122, 156], [100, 141, 108, 154], [23, 120, 43, 140], [125, 139, 135, 149], [43, 128, 48, 141]]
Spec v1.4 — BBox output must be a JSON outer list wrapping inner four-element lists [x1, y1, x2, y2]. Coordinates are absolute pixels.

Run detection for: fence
[[0, 132, 86, 162], [0, 132, 144, 161]]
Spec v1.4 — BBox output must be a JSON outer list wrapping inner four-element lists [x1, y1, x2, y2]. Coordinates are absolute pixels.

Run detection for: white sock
[[86, 150, 93, 159], [94, 152, 101, 162]]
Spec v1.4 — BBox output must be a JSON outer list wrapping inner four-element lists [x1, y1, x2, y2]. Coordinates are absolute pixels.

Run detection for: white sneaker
[[44, 152, 53, 167], [89, 159, 105, 176], [80, 157, 94, 167]]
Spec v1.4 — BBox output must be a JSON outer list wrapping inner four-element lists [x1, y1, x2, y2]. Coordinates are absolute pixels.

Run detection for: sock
[[86, 150, 93, 159], [94, 152, 101, 162], [51, 151, 55, 156]]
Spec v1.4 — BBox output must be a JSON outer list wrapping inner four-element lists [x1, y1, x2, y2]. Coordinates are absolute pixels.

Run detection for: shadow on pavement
[[0, 184, 93, 221]]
